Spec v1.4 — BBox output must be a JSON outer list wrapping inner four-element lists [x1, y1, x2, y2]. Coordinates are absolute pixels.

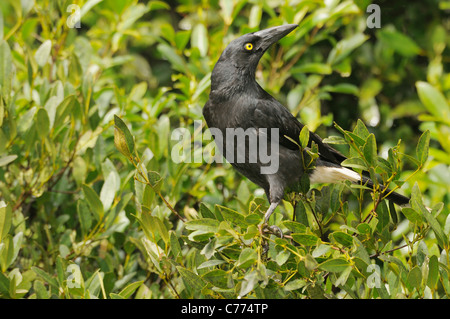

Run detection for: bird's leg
[[264, 202, 278, 223], [261, 202, 283, 238]]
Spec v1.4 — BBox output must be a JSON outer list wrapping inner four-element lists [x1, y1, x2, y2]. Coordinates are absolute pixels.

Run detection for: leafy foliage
[[0, 0, 449, 299]]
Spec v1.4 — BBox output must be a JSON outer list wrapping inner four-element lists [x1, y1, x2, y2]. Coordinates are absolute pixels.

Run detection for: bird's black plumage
[[203, 24, 409, 225]]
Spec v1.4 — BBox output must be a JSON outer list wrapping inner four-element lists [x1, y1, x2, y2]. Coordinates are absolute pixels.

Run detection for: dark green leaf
[[202, 269, 230, 289], [82, 184, 104, 220], [217, 205, 247, 228], [416, 130, 430, 165], [318, 258, 350, 272], [185, 218, 220, 233], [114, 115, 135, 158], [291, 233, 318, 246], [331, 231, 353, 247]]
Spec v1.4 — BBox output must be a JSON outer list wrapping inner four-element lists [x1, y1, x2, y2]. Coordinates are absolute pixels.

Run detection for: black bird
[[203, 24, 409, 230]]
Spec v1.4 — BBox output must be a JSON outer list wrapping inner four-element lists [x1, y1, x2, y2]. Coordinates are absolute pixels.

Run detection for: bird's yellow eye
[[244, 43, 253, 51]]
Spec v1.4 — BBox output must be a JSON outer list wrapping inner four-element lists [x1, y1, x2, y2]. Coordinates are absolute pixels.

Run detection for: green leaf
[[276, 250, 290, 266], [35, 108, 50, 139], [117, 281, 144, 299], [416, 130, 430, 165], [185, 218, 220, 233], [169, 231, 182, 261], [202, 269, 230, 289], [217, 205, 247, 228], [411, 183, 447, 249], [407, 266, 422, 291], [327, 33, 368, 65], [416, 81, 450, 123], [177, 266, 207, 293], [0, 202, 11, 243], [0, 272, 9, 298], [363, 134, 377, 166], [341, 157, 368, 171], [34, 40, 52, 67], [157, 43, 185, 72], [198, 203, 215, 219], [378, 28, 421, 57], [140, 213, 169, 245], [197, 259, 226, 269], [291, 233, 319, 246], [318, 258, 350, 272], [34, 280, 49, 299], [292, 63, 332, 75], [100, 172, 116, 212], [294, 201, 309, 227], [32, 267, 59, 290], [375, 200, 390, 232], [82, 184, 104, 220], [299, 125, 310, 149], [114, 115, 135, 158], [427, 255, 439, 289], [282, 220, 307, 234], [284, 278, 307, 291], [331, 231, 353, 247], [77, 200, 92, 237], [237, 248, 257, 268], [0, 40, 12, 105], [401, 207, 422, 224], [191, 23, 208, 57]]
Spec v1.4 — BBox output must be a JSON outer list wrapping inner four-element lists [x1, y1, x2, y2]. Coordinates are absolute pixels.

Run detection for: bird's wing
[[247, 98, 347, 165]]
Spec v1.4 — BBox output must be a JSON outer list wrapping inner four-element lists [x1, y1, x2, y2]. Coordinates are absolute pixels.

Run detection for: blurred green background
[[0, 0, 449, 299]]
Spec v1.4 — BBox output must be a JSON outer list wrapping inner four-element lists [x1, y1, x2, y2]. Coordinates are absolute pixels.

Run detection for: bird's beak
[[253, 24, 298, 52]]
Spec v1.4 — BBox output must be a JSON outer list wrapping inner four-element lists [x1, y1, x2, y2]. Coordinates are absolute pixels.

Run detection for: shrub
[[0, 0, 448, 299]]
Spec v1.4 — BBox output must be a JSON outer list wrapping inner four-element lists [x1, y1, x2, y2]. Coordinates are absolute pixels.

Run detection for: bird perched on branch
[[203, 24, 409, 235]]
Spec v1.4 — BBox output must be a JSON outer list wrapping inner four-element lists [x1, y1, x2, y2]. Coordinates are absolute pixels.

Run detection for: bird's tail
[[309, 164, 410, 207]]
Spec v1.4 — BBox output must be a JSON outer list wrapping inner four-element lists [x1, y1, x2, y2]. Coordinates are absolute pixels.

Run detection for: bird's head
[[212, 24, 298, 91]]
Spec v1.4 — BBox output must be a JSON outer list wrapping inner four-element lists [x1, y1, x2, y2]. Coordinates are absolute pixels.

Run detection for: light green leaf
[[237, 248, 257, 269], [191, 23, 208, 57], [416, 130, 430, 165], [34, 40, 52, 67], [284, 278, 307, 291], [327, 33, 368, 65], [378, 28, 421, 57], [0, 40, 12, 105], [100, 172, 116, 212], [217, 205, 247, 228], [292, 63, 332, 75], [0, 155, 17, 167], [276, 250, 290, 266], [0, 202, 11, 243], [416, 81, 450, 123], [401, 207, 422, 224], [34, 280, 49, 299], [341, 157, 368, 170], [363, 133, 377, 166], [114, 115, 134, 158], [117, 280, 144, 299], [299, 125, 310, 149], [185, 218, 220, 233], [35, 108, 50, 139]]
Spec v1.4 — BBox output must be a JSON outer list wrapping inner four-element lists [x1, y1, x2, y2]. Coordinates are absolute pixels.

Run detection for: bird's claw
[[261, 223, 284, 238]]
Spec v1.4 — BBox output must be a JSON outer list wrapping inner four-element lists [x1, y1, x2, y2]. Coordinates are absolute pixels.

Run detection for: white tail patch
[[310, 166, 361, 184]]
